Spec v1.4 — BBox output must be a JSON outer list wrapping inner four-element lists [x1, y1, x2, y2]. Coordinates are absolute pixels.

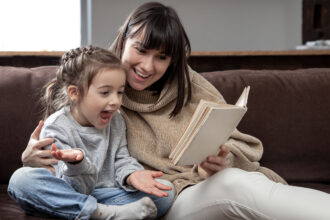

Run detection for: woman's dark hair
[[110, 2, 191, 117], [42, 45, 126, 119]]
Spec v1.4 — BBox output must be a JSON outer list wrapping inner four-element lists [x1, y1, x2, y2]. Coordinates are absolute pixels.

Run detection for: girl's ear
[[67, 85, 79, 102]]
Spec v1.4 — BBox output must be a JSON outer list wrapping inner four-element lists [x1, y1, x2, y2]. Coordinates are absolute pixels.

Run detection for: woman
[[11, 2, 330, 219]]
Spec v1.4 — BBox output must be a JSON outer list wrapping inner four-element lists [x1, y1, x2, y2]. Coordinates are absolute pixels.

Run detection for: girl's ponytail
[[42, 66, 70, 119]]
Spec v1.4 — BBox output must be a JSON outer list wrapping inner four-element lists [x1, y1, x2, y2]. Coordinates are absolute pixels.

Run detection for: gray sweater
[[40, 106, 144, 195]]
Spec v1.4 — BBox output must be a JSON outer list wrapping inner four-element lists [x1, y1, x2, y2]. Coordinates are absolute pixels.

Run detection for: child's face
[[72, 68, 126, 130]]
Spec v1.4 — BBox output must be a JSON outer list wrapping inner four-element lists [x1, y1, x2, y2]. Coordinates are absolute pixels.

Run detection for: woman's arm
[[21, 121, 58, 172]]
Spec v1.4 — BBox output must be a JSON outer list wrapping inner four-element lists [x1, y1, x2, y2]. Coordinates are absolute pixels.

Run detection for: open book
[[169, 86, 250, 166]]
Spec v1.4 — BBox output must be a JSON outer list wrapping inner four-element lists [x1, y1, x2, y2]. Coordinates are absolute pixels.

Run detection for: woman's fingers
[[30, 120, 44, 140], [218, 145, 230, 158], [202, 160, 225, 172], [41, 157, 58, 166], [199, 163, 214, 177], [37, 148, 54, 158]]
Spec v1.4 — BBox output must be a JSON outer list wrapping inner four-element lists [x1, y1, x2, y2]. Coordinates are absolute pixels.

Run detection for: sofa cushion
[[201, 68, 330, 186], [0, 66, 57, 184]]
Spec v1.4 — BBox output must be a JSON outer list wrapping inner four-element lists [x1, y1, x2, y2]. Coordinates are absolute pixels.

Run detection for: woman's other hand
[[21, 121, 58, 172], [51, 143, 84, 163], [199, 145, 230, 178], [126, 170, 172, 197]]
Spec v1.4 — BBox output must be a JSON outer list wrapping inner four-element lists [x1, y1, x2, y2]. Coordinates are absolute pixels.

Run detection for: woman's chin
[[128, 80, 148, 91]]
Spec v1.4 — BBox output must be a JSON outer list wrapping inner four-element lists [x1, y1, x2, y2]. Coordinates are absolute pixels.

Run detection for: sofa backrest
[[201, 69, 330, 183], [0, 66, 57, 183], [1, 66, 329, 185]]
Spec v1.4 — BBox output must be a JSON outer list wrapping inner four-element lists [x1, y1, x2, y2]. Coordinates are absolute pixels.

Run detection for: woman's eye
[[158, 55, 167, 60], [136, 47, 146, 54]]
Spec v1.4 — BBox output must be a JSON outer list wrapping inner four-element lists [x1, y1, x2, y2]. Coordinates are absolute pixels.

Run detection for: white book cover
[[170, 86, 250, 166]]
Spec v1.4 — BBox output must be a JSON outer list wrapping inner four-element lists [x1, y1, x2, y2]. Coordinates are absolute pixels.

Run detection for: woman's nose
[[141, 56, 154, 73]]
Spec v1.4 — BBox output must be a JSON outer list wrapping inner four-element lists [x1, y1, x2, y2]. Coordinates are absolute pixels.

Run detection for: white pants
[[166, 168, 330, 220]]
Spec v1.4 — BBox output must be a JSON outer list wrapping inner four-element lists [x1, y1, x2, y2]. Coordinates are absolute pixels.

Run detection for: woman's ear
[[67, 85, 79, 103]]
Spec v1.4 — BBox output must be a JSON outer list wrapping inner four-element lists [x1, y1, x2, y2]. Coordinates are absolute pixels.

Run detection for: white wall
[[82, 0, 302, 51]]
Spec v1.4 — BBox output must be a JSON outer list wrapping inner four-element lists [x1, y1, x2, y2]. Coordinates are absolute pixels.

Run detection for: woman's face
[[121, 31, 172, 91]]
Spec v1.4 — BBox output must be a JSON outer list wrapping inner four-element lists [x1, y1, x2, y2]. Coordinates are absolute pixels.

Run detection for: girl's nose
[[109, 94, 121, 107]]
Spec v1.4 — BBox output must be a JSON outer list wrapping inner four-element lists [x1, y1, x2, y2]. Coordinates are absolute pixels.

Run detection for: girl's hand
[[21, 120, 58, 172], [51, 143, 84, 163], [126, 170, 172, 197], [199, 145, 230, 178]]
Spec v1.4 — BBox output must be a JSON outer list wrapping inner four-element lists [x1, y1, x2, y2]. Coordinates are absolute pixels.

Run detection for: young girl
[[8, 46, 175, 220]]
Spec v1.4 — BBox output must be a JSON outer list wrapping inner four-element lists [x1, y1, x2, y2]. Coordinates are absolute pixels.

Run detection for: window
[[0, 0, 80, 51]]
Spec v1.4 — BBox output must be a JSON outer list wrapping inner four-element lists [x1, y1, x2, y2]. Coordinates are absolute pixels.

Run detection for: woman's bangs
[[138, 20, 179, 57]]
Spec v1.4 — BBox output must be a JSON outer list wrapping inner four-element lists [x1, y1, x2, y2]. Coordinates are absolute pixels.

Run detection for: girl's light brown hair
[[42, 45, 126, 119]]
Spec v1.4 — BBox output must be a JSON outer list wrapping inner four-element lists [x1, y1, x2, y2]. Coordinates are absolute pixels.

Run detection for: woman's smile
[[134, 68, 151, 79]]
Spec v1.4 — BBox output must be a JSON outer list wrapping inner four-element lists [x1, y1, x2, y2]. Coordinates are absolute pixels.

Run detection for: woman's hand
[[51, 143, 84, 163], [126, 170, 172, 197], [21, 121, 58, 172], [199, 145, 230, 178]]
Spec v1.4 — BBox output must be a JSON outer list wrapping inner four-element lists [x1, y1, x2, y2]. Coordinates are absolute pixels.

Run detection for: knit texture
[[120, 68, 286, 194]]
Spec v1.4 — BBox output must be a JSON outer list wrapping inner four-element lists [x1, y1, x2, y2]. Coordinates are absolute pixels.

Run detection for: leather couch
[[0, 66, 329, 219]]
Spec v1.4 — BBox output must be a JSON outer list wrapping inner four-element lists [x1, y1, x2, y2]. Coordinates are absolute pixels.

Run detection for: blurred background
[[81, 0, 302, 51], [0, 0, 305, 52]]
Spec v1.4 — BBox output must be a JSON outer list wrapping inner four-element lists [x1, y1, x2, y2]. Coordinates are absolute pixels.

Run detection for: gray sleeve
[[40, 123, 93, 177]]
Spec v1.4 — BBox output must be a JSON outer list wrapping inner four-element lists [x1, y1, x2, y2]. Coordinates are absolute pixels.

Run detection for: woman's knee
[[209, 168, 259, 197]]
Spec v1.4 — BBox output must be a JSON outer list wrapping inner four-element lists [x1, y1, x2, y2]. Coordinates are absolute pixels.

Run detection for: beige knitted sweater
[[120, 68, 286, 194]]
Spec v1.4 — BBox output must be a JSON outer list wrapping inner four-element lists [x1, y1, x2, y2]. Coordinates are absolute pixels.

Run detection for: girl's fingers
[[149, 187, 167, 198], [155, 181, 172, 191], [150, 171, 163, 178]]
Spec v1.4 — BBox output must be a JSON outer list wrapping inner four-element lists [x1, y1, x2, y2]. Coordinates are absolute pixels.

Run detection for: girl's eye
[[118, 91, 124, 95], [100, 91, 109, 96]]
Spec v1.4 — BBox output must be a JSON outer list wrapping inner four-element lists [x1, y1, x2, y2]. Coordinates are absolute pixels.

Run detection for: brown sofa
[[0, 65, 329, 219]]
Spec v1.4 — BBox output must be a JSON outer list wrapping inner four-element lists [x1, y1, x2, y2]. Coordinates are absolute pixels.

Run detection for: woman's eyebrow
[[133, 41, 166, 54]]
